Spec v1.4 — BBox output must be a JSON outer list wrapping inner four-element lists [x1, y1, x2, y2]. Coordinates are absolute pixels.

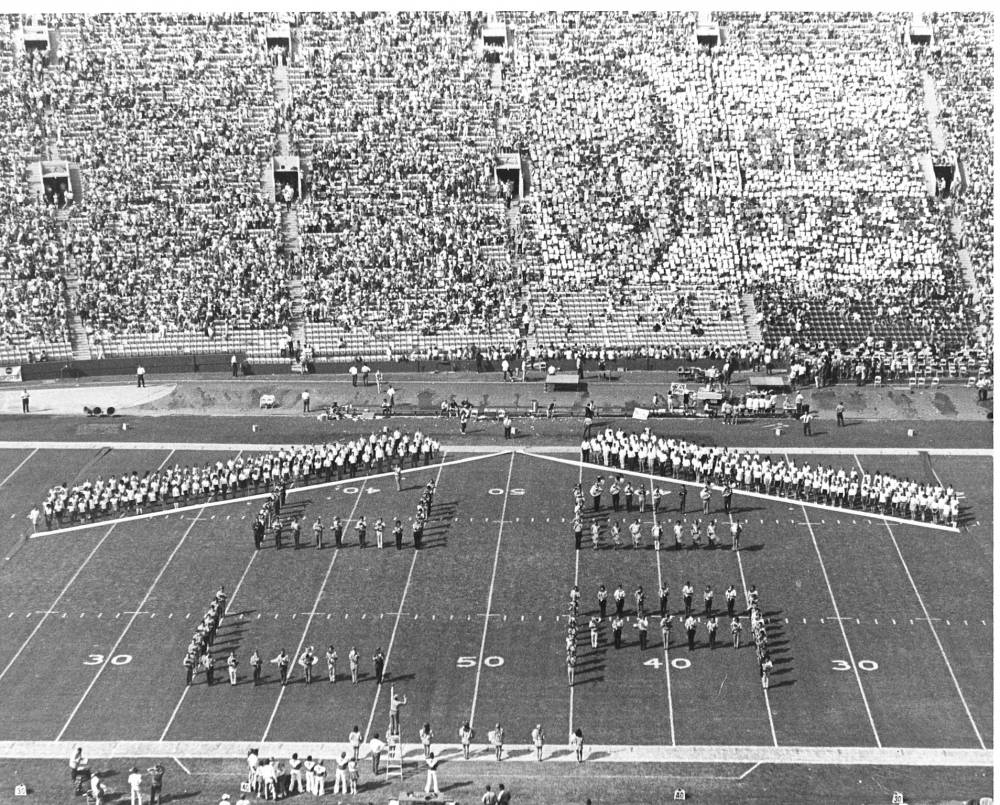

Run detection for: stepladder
[[385, 728, 403, 781]]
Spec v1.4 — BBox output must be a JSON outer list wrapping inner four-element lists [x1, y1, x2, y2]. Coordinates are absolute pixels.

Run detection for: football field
[[0, 442, 991, 803]]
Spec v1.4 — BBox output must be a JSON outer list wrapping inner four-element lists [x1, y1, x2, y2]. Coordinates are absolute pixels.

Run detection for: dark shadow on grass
[[768, 679, 795, 689]]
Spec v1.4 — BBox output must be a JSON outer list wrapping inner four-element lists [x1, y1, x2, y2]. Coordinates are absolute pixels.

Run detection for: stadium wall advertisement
[[0, 365, 22, 383]]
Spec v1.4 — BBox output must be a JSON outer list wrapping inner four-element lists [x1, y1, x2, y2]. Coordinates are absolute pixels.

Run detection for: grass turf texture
[[0, 446, 991, 804]]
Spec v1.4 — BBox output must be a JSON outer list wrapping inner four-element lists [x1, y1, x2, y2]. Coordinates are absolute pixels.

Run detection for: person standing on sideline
[[312, 517, 323, 549], [836, 402, 845, 427], [482, 785, 498, 805], [288, 754, 303, 794], [700, 483, 712, 514], [531, 724, 545, 760], [349, 647, 360, 683], [731, 616, 743, 648], [227, 651, 238, 685], [290, 516, 300, 549], [707, 615, 718, 648], [419, 723, 433, 758], [28, 506, 40, 532], [424, 753, 441, 795], [314, 759, 329, 796], [611, 614, 624, 649], [348, 726, 362, 761], [503, 414, 512, 439], [369, 732, 386, 775], [571, 728, 585, 763], [801, 410, 814, 436], [373, 648, 386, 684], [722, 482, 733, 514], [136, 365, 146, 388], [147, 763, 165, 805], [231, 354, 239, 377], [349, 364, 358, 387], [490, 723, 505, 760], [301, 390, 310, 413], [326, 646, 337, 682], [127, 766, 143, 805], [389, 688, 407, 733], [459, 722, 473, 759], [332, 753, 348, 795], [21, 388, 29, 413]]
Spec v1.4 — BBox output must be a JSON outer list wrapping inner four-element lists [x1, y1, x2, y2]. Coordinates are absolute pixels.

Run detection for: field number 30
[[831, 659, 878, 671], [84, 653, 132, 666]]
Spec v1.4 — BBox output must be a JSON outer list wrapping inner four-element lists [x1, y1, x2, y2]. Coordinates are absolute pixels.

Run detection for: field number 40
[[457, 655, 505, 668], [832, 659, 878, 671]]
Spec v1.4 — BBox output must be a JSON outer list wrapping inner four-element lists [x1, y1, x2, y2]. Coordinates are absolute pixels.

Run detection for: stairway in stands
[[63, 274, 92, 360], [741, 294, 763, 343], [273, 59, 305, 346]]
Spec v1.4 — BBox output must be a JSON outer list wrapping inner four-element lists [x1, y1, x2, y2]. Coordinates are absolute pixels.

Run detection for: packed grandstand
[[0, 11, 992, 384]]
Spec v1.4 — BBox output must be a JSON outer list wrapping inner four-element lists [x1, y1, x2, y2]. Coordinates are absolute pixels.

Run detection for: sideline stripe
[[794, 490, 881, 748], [363, 451, 448, 742], [0, 523, 118, 686], [260, 481, 367, 743], [529, 453, 960, 533], [0, 448, 37, 490], [468, 451, 516, 730], [0, 441, 990, 456], [0, 741, 988, 766], [29, 451, 508, 540], [854, 456, 987, 750], [56, 508, 207, 741]]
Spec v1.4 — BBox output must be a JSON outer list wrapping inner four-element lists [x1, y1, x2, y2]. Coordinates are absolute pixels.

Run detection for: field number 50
[[457, 655, 505, 668], [831, 659, 878, 671]]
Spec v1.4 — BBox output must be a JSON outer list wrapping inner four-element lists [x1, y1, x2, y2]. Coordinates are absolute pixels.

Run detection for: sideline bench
[[544, 372, 585, 392]]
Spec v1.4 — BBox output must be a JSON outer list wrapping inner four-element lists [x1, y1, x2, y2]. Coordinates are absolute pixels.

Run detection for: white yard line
[[653, 529, 677, 745], [786, 458, 881, 748], [159, 548, 259, 742], [854, 455, 986, 750], [260, 482, 367, 742], [468, 451, 516, 730], [172, 757, 191, 775], [0, 522, 118, 685], [0, 447, 37, 490], [56, 508, 207, 741], [567, 458, 583, 736], [362, 452, 448, 741], [155, 449, 175, 472]]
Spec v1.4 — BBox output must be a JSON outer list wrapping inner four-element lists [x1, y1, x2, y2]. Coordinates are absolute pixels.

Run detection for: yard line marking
[[0, 522, 118, 686], [528, 453, 957, 532], [173, 757, 191, 775], [155, 449, 175, 473], [57, 508, 207, 741], [792, 491, 880, 747], [653, 522, 677, 746], [567, 457, 583, 736], [738, 761, 762, 780], [261, 482, 367, 743], [0, 447, 37, 490], [469, 451, 516, 731], [854, 455, 985, 749], [159, 549, 259, 742], [363, 452, 446, 742], [732, 526, 778, 748]]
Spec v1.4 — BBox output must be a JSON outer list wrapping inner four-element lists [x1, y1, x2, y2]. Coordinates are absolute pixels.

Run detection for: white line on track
[[728, 508, 778, 748], [172, 757, 191, 775], [363, 452, 448, 742], [789, 458, 881, 748], [0, 523, 118, 686], [56, 508, 208, 741], [29, 451, 507, 540], [854, 456, 986, 750], [0, 447, 37, 491], [468, 451, 516, 731], [260, 482, 367, 742]]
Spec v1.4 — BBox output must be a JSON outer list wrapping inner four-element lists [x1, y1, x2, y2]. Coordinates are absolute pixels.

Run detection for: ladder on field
[[385, 728, 403, 781]]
